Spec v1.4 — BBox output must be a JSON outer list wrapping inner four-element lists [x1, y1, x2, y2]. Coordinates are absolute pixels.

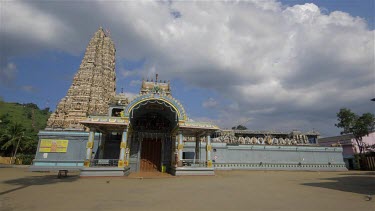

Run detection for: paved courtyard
[[0, 168, 374, 211]]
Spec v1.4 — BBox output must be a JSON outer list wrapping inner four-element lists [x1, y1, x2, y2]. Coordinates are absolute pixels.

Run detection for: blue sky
[[0, 0, 374, 137]]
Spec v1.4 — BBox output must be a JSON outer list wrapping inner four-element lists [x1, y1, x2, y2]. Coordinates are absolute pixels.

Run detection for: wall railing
[[90, 159, 119, 167], [181, 159, 207, 167]]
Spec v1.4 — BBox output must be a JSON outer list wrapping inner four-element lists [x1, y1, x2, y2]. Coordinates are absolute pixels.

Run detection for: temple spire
[[47, 28, 116, 129]]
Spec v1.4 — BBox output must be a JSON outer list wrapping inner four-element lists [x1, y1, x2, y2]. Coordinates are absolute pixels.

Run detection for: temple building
[[30, 28, 346, 176]]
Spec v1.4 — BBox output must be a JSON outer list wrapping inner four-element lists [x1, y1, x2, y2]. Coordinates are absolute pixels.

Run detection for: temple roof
[[140, 75, 171, 96], [179, 121, 220, 130], [222, 129, 320, 136], [80, 116, 128, 132]]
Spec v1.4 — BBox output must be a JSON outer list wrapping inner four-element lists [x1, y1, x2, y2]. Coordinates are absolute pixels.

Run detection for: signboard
[[39, 139, 69, 153]]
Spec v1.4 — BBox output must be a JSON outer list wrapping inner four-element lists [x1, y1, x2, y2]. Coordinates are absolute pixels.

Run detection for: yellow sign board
[[39, 139, 69, 153]]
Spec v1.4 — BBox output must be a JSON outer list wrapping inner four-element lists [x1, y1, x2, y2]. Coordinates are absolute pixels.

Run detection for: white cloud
[[0, 62, 17, 85], [119, 69, 138, 79], [1, 1, 374, 136], [129, 80, 142, 87], [123, 92, 138, 100], [202, 98, 218, 108], [1, 1, 74, 55], [21, 85, 38, 93]]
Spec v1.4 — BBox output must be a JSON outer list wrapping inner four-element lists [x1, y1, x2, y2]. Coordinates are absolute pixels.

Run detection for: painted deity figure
[[245, 137, 251, 144], [272, 138, 278, 145], [238, 137, 245, 144]]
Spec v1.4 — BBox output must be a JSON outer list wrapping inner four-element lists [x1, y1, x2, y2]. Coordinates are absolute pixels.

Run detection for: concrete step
[[80, 167, 130, 177]]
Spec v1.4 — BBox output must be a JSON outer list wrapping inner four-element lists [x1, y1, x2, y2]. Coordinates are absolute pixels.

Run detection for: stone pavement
[[0, 168, 374, 211], [127, 171, 175, 179]]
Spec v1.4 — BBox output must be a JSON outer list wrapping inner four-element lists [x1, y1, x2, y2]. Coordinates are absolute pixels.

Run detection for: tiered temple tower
[[47, 27, 116, 130]]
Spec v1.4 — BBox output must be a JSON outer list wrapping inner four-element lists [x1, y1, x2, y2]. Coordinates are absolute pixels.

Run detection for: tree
[[23, 103, 39, 110], [335, 108, 375, 155], [0, 123, 30, 164], [42, 107, 50, 115], [0, 113, 11, 128], [232, 125, 248, 130]]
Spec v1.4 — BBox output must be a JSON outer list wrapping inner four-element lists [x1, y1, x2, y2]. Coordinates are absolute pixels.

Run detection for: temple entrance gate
[[128, 99, 179, 173]]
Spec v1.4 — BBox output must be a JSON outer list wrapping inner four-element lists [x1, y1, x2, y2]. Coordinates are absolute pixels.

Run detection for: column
[[206, 134, 212, 167], [118, 128, 128, 168], [125, 132, 131, 167], [172, 134, 178, 167], [99, 134, 105, 159], [177, 132, 184, 167], [84, 129, 95, 167], [195, 135, 200, 161]]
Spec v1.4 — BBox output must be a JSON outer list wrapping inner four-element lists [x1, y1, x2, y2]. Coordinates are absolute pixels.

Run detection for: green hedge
[[17, 154, 35, 165]]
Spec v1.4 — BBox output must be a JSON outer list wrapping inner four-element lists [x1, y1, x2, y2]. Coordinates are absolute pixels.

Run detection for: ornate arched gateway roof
[[124, 93, 188, 123]]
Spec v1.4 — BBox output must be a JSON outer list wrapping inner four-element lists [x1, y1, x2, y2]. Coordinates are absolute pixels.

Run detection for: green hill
[[0, 101, 51, 134], [0, 100, 51, 159]]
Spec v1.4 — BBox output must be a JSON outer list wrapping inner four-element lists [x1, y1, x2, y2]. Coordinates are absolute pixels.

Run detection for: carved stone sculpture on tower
[[47, 27, 116, 130]]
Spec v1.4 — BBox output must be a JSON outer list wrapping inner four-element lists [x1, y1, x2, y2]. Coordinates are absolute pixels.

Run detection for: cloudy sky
[[1, 0, 374, 137]]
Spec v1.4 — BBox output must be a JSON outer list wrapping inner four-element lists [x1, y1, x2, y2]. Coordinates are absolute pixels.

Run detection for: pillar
[[118, 128, 128, 168], [99, 134, 105, 159], [206, 135, 212, 167], [195, 135, 200, 161], [177, 132, 184, 167], [84, 129, 95, 167], [125, 132, 131, 167]]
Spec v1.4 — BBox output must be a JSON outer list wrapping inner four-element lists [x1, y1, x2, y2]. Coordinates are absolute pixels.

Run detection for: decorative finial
[[156, 74, 158, 82], [105, 28, 111, 37]]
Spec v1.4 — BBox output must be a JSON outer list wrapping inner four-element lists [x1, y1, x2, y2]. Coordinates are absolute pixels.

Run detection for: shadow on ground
[[302, 173, 375, 195], [339, 171, 375, 176], [0, 174, 79, 196]]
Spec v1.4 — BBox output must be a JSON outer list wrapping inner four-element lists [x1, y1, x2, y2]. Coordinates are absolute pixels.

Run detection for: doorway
[[129, 100, 179, 173], [140, 138, 162, 172]]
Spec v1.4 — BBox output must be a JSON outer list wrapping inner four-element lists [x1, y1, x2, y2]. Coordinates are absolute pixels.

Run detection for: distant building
[[318, 132, 375, 169]]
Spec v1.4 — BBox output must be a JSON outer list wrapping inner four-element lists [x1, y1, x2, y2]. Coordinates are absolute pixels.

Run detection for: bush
[[17, 154, 35, 165], [23, 103, 39, 110]]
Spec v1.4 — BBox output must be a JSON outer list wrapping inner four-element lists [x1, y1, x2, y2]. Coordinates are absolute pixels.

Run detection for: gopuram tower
[[47, 27, 116, 130]]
